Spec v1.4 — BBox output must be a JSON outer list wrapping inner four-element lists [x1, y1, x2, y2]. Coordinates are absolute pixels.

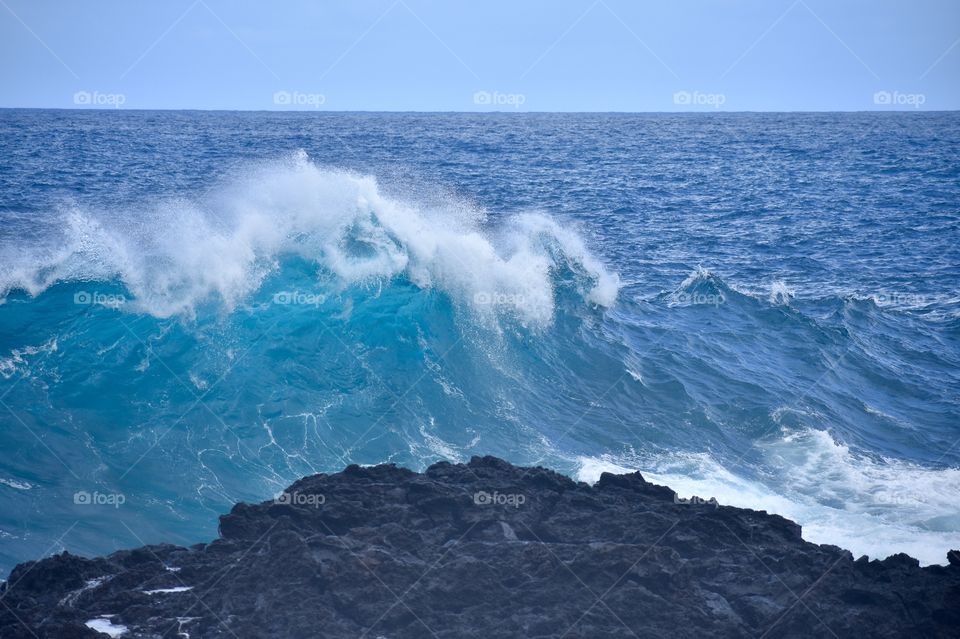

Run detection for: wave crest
[[0, 153, 619, 324]]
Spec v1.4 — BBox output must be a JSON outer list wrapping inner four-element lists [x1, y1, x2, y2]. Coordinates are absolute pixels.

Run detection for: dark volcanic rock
[[1, 457, 958, 638]]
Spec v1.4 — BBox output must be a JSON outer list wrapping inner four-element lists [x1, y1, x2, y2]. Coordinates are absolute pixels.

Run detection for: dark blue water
[[1, 110, 958, 573]]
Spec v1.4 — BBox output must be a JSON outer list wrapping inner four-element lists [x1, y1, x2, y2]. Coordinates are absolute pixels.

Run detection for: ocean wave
[[663, 268, 959, 322], [0, 151, 619, 326]]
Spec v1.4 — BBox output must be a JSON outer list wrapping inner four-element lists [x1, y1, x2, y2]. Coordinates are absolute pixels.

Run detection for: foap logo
[[673, 493, 719, 508], [74, 490, 126, 508], [674, 292, 725, 306], [274, 491, 325, 507], [673, 90, 726, 109], [871, 491, 920, 507], [873, 90, 925, 109], [272, 291, 327, 306], [473, 90, 526, 109], [473, 292, 525, 307], [273, 90, 326, 108], [74, 291, 126, 308], [473, 491, 526, 508], [73, 90, 126, 108], [872, 291, 928, 306]]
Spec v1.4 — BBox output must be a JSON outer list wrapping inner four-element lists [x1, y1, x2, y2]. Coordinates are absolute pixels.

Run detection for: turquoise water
[[0, 111, 958, 572]]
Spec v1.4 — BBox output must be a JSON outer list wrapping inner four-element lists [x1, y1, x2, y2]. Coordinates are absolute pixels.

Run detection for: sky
[[1, 0, 958, 111]]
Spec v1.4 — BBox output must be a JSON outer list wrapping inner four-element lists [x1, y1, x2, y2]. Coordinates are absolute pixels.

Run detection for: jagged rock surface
[[1, 457, 958, 638]]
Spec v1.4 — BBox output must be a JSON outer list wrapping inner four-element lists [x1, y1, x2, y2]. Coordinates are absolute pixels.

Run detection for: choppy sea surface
[[0, 110, 958, 573]]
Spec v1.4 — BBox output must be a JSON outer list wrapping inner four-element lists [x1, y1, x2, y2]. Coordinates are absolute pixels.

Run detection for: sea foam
[[577, 427, 960, 566]]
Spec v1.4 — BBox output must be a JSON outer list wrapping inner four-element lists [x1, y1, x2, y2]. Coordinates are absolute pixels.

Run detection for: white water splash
[[0, 152, 619, 326], [577, 428, 960, 566]]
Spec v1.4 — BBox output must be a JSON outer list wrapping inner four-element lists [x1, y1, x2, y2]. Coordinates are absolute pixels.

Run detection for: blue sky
[[1, 0, 958, 111]]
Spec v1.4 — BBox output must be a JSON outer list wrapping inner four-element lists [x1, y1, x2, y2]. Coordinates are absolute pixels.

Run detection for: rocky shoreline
[[1, 456, 958, 638]]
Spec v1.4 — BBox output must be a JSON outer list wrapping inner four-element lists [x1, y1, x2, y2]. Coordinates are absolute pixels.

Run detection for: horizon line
[[1, 107, 957, 114]]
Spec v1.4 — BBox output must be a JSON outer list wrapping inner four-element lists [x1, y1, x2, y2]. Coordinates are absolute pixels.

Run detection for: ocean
[[0, 110, 958, 574]]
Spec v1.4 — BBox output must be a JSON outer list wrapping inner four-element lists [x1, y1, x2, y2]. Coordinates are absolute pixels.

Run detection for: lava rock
[[1, 456, 957, 638]]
